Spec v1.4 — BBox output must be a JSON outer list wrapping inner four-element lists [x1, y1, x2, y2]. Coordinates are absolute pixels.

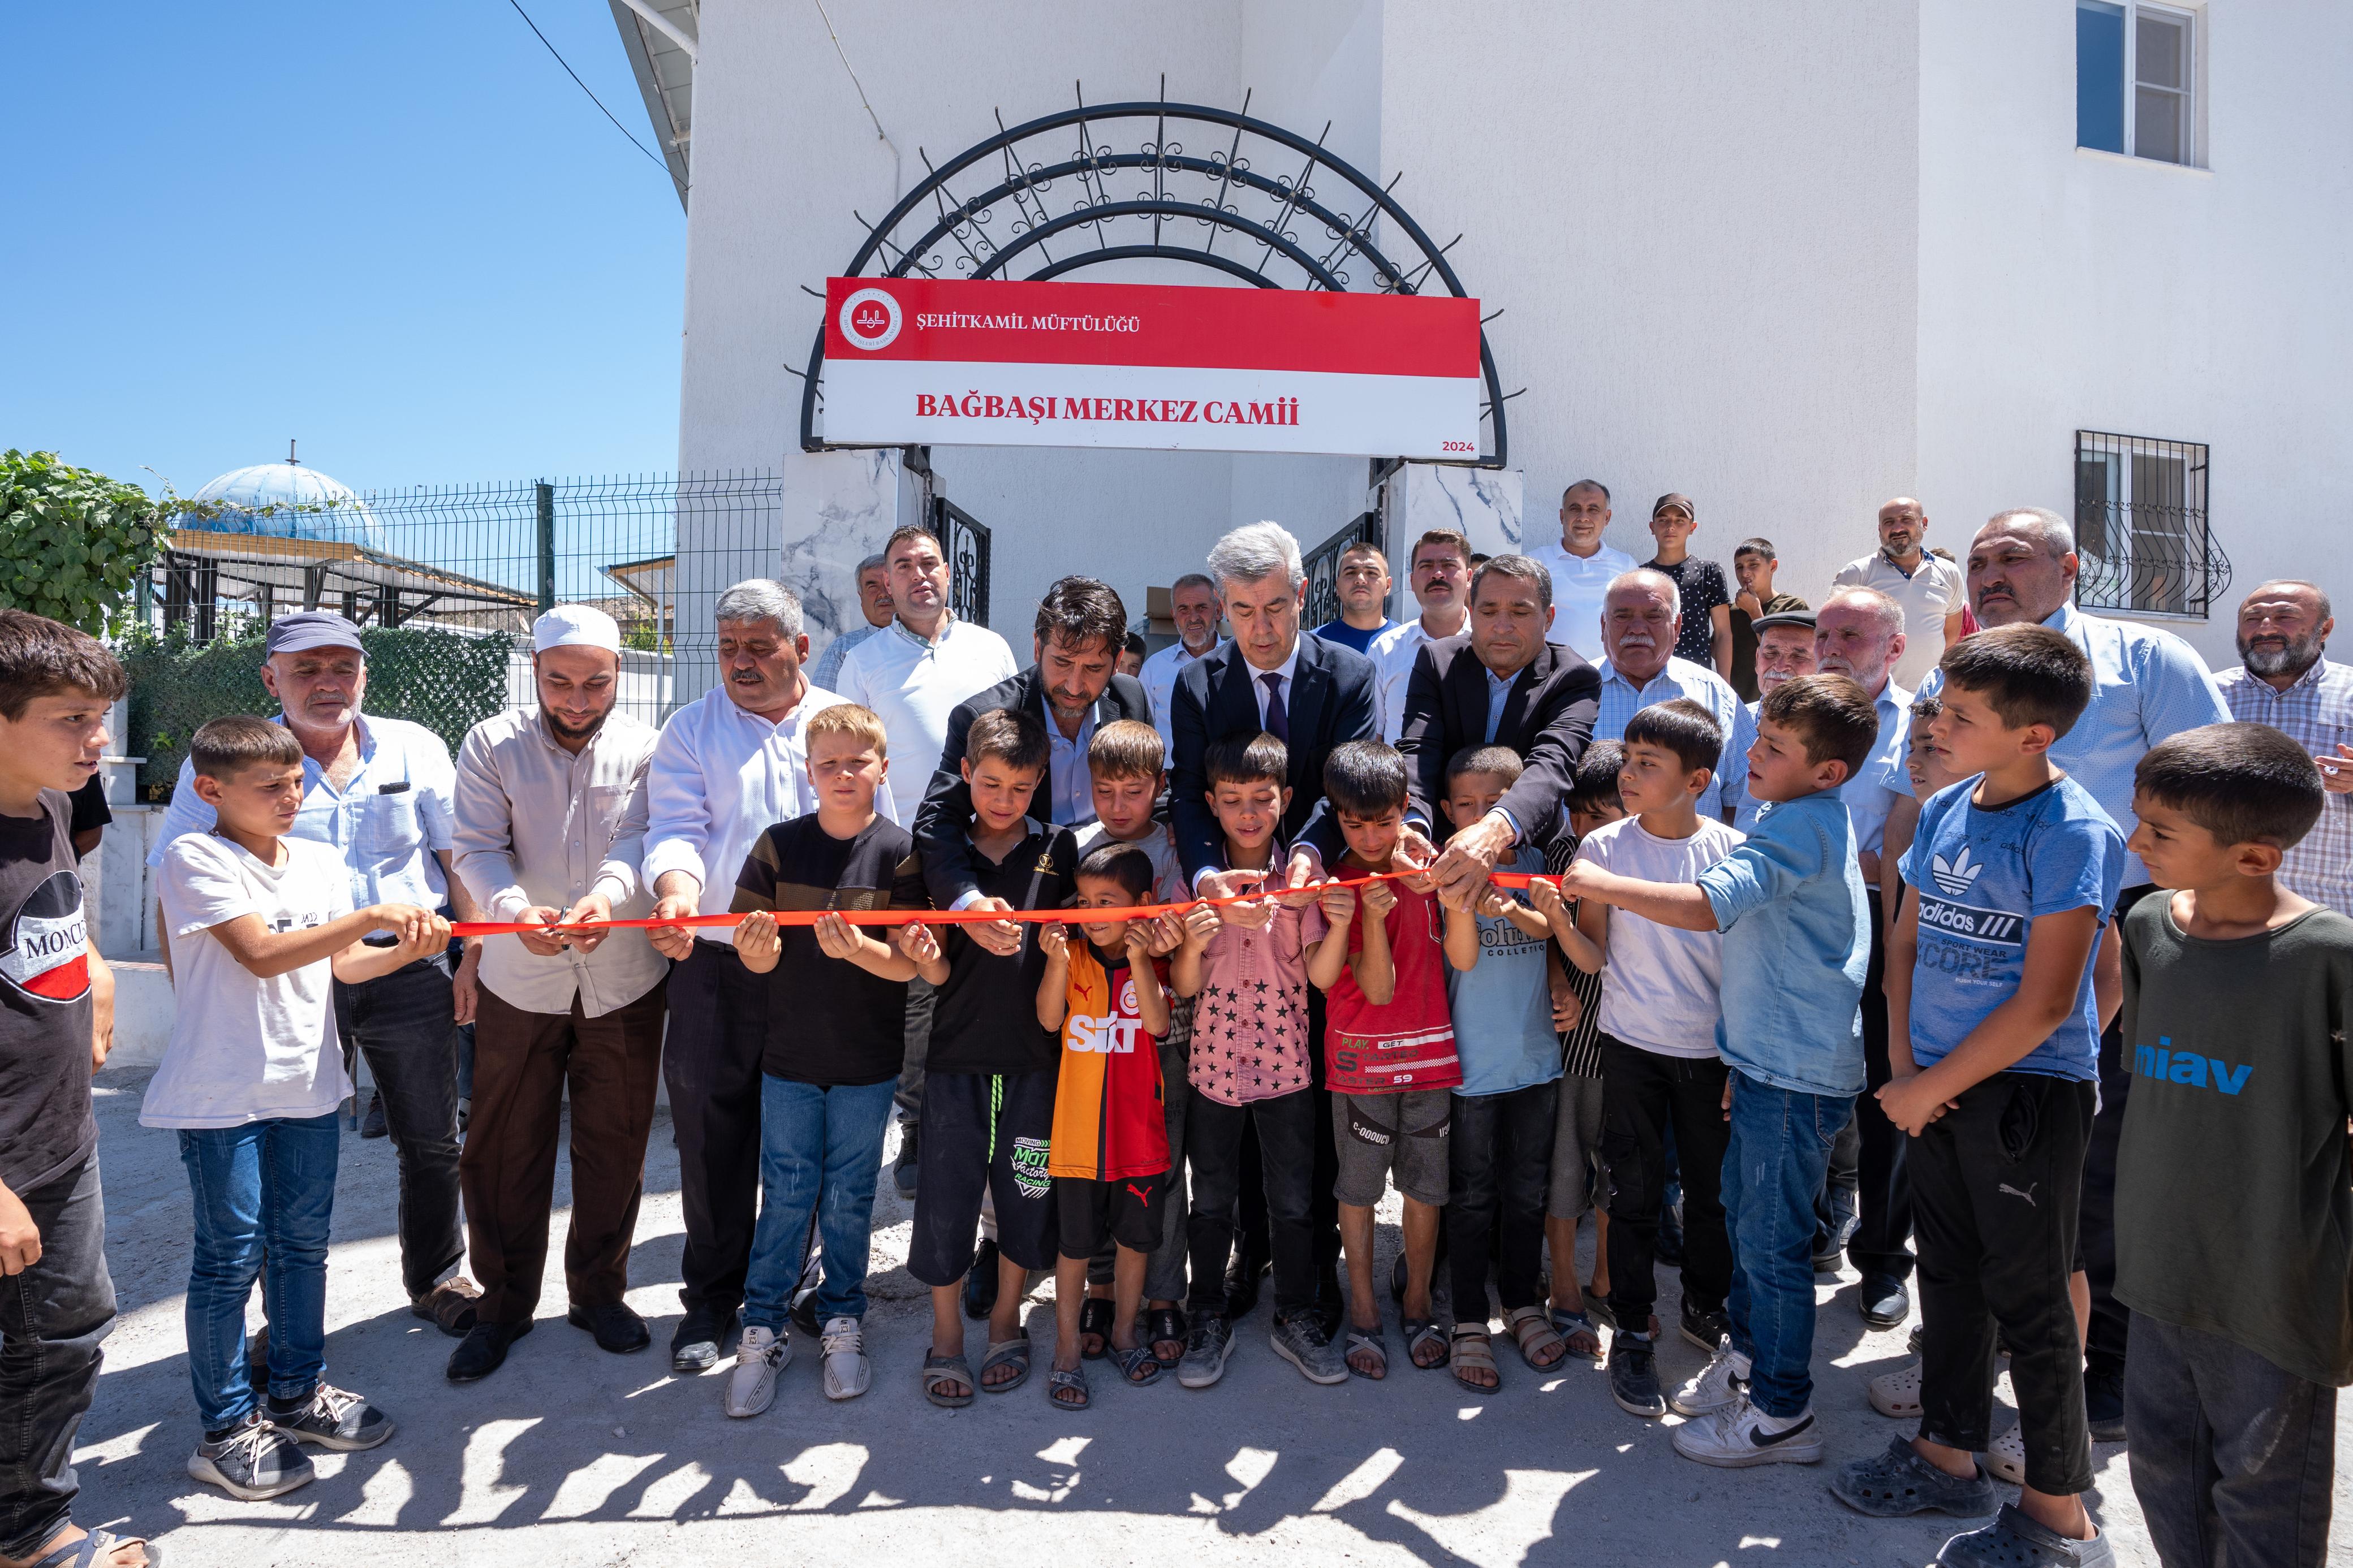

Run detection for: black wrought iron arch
[[799, 88, 1509, 468]]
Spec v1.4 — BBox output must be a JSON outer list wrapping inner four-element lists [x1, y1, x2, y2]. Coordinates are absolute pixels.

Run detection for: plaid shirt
[[2219, 659, 2353, 912]]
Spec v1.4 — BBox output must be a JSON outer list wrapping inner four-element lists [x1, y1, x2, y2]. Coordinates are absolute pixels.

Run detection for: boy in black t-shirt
[[0, 611, 153, 1568], [724, 704, 944, 1417], [908, 707, 1078, 1407]]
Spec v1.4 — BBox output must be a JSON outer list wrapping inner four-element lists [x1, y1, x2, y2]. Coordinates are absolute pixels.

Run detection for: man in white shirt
[[839, 525, 1019, 822], [1368, 528, 1471, 741], [1140, 572, 1223, 747], [1526, 479, 1639, 664], [807, 552, 891, 692], [640, 580, 888, 1373], [1831, 498, 1966, 690], [447, 606, 667, 1383], [1591, 571, 1746, 820]]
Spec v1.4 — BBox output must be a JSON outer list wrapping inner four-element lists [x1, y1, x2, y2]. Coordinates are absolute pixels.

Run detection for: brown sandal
[[1505, 1304, 1568, 1371], [1449, 1325, 1502, 1395], [410, 1277, 481, 1337]]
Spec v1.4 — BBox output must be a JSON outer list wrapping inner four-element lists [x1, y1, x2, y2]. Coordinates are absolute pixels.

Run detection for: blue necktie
[[1259, 671, 1290, 744]]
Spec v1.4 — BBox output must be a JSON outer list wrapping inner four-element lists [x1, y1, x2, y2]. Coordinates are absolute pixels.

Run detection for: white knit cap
[[532, 604, 623, 654]]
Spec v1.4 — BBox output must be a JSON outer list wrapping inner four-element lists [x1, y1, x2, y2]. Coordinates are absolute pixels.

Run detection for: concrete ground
[[68, 1065, 2348, 1568]]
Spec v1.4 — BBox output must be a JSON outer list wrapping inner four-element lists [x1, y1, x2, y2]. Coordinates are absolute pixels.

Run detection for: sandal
[[1403, 1317, 1448, 1371], [410, 1277, 481, 1338], [1448, 1325, 1502, 1395], [1078, 1298, 1115, 1360], [920, 1353, 975, 1409], [1829, 1435, 1996, 1518], [1549, 1307, 1605, 1361], [1505, 1304, 1568, 1371], [1582, 1287, 1615, 1331], [980, 1336, 1032, 1393], [1344, 1325, 1388, 1380], [1046, 1365, 1090, 1410], [1144, 1306, 1187, 1368], [1109, 1342, 1162, 1387], [25, 1531, 165, 1568]]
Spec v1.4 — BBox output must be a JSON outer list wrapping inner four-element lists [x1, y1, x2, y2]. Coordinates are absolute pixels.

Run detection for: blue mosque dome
[[189, 453, 382, 550]]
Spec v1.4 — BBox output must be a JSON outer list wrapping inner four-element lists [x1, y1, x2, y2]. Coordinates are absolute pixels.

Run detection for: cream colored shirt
[[1831, 550, 1966, 691]]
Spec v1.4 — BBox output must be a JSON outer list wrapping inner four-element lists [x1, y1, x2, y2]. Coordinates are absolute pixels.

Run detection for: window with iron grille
[[2074, 431, 2229, 619]]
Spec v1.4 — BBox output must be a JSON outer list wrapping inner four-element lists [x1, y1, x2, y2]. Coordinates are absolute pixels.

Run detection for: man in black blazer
[[1397, 553, 1601, 902], [1169, 524, 1380, 888]]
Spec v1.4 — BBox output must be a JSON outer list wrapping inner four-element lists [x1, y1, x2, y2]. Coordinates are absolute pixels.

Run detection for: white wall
[[1917, 0, 2353, 669]]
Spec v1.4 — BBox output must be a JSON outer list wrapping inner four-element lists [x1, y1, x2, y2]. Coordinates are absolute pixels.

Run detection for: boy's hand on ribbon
[[967, 896, 1023, 957], [896, 921, 942, 967], [1037, 921, 1068, 960], [1358, 879, 1397, 919], [1179, 903, 1221, 948], [1527, 877, 1566, 921], [1221, 892, 1274, 930], [1475, 884, 1514, 919], [734, 909, 782, 964], [1144, 912, 1185, 956], [1318, 882, 1356, 924], [811, 912, 862, 961], [1122, 921, 1156, 966]]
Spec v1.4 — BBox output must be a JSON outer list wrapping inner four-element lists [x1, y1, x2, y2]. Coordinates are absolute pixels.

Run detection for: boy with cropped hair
[[1833, 625, 2124, 1568], [1562, 675, 1880, 1466], [906, 707, 1079, 1408], [1544, 698, 1743, 1420], [1302, 739, 1458, 1384], [2115, 723, 2350, 1568], [151, 716, 449, 1497]]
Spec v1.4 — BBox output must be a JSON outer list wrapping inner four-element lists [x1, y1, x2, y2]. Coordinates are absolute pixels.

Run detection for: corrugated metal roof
[[608, 0, 693, 209]]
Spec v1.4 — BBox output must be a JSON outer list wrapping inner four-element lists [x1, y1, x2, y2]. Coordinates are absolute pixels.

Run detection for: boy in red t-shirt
[[1303, 740, 1460, 1381], [1037, 840, 1175, 1409]]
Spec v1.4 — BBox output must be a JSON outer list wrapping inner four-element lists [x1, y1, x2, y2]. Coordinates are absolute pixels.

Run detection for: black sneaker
[[670, 1302, 737, 1373], [1269, 1310, 1348, 1385], [962, 1238, 1001, 1321], [1608, 1333, 1666, 1418], [893, 1121, 920, 1200], [1679, 1301, 1729, 1353], [188, 1414, 314, 1500], [1178, 1312, 1234, 1388], [2084, 1367, 2128, 1443], [270, 1383, 395, 1451], [360, 1092, 388, 1140]]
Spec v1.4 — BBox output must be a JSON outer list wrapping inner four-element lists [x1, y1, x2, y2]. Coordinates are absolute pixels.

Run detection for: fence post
[[535, 481, 557, 614]]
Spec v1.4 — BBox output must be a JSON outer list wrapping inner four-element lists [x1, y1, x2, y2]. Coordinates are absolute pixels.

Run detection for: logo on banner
[[838, 287, 903, 351], [0, 870, 89, 1003]]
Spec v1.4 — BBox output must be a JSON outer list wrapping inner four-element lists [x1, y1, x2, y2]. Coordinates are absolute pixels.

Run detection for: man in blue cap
[[150, 611, 485, 1338]]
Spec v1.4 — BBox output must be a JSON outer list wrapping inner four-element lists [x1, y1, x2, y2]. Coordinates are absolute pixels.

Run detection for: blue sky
[[2, 2, 686, 498]]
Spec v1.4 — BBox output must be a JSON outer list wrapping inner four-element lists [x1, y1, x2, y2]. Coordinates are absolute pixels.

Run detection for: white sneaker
[[1988, 1423, 2027, 1484], [1668, 1337, 1749, 1417], [1671, 1391, 1824, 1467], [1868, 1355, 1923, 1417], [820, 1316, 870, 1401], [724, 1323, 788, 1417]]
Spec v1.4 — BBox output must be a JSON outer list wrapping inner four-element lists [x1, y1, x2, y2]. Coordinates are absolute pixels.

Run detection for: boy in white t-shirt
[[147, 718, 447, 1501], [1544, 698, 1743, 1422]]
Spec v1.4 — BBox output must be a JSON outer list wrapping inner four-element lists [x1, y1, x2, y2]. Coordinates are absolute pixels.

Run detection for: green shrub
[[0, 450, 171, 636]]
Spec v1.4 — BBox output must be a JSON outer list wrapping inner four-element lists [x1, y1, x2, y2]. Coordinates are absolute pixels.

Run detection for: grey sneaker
[[1269, 1311, 1347, 1385], [270, 1383, 394, 1451], [1177, 1312, 1234, 1389], [188, 1413, 314, 1500]]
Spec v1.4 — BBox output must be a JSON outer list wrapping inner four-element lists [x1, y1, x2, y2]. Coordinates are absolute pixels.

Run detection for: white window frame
[[2123, 2, 2197, 166]]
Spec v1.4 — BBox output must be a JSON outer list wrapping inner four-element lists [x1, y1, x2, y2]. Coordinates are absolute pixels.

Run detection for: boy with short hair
[[1543, 698, 1743, 1420], [906, 707, 1078, 1407], [1833, 625, 2124, 1568], [1540, 741, 1625, 1348], [2115, 724, 2350, 1568], [1562, 675, 1881, 1466], [1302, 740, 1459, 1384], [150, 716, 445, 1498], [0, 612, 155, 1568], [1037, 841, 1176, 1407], [1073, 719, 1193, 1368], [1172, 732, 1331, 1388], [1729, 538, 1811, 703], [1440, 746, 1570, 1389], [724, 702, 946, 1415]]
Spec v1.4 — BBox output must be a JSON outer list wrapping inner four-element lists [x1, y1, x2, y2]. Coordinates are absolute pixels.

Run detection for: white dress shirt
[[839, 616, 1019, 821], [1141, 638, 1216, 749], [1369, 615, 1466, 742], [1246, 640, 1304, 729], [452, 707, 666, 1017], [1832, 550, 1966, 692], [1527, 539, 1639, 664], [640, 683, 899, 940]]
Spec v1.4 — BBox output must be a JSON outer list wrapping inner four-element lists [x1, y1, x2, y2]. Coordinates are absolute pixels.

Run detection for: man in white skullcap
[[443, 605, 668, 1383]]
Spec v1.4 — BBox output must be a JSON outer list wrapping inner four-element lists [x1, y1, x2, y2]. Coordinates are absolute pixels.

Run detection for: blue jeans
[[1722, 1071, 1853, 1418], [177, 1113, 341, 1432], [742, 1077, 897, 1331]]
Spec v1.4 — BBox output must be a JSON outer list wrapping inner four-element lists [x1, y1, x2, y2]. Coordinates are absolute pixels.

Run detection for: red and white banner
[[819, 277, 1483, 459]]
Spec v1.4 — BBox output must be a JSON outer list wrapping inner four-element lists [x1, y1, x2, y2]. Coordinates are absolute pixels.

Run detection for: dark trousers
[[893, 977, 934, 1123], [2124, 1312, 2338, 1568], [463, 978, 669, 1325], [1912, 1072, 2096, 1496], [1447, 1081, 1558, 1323], [334, 954, 465, 1299], [1598, 1036, 1732, 1326], [1847, 895, 1913, 1281], [2083, 884, 2153, 1381], [663, 939, 770, 1313], [1187, 1088, 1317, 1319], [0, 1156, 113, 1561]]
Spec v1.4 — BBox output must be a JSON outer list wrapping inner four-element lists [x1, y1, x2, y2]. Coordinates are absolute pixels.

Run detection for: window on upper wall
[[2075, 431, 2230, 619], [2078, 2, 2197, 165]]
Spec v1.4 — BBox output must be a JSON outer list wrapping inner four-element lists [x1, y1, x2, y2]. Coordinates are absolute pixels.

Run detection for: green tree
[[0, 450, 171, 636]]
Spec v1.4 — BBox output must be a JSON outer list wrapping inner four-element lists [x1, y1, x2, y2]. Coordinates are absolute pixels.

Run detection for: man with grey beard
[[2218, 578, 2353, 912]]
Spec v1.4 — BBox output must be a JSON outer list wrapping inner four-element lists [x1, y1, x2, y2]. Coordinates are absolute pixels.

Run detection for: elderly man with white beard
[[1590, 570, 1746, 814]]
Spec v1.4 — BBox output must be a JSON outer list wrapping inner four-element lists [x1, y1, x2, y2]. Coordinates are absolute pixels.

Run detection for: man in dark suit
[[1397, 553, 1601, 889], [1170, 522, 1380, 890]]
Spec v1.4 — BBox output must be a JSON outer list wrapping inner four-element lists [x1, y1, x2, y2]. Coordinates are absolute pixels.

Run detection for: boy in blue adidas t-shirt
[[1831, 625, 2124, 1568]]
